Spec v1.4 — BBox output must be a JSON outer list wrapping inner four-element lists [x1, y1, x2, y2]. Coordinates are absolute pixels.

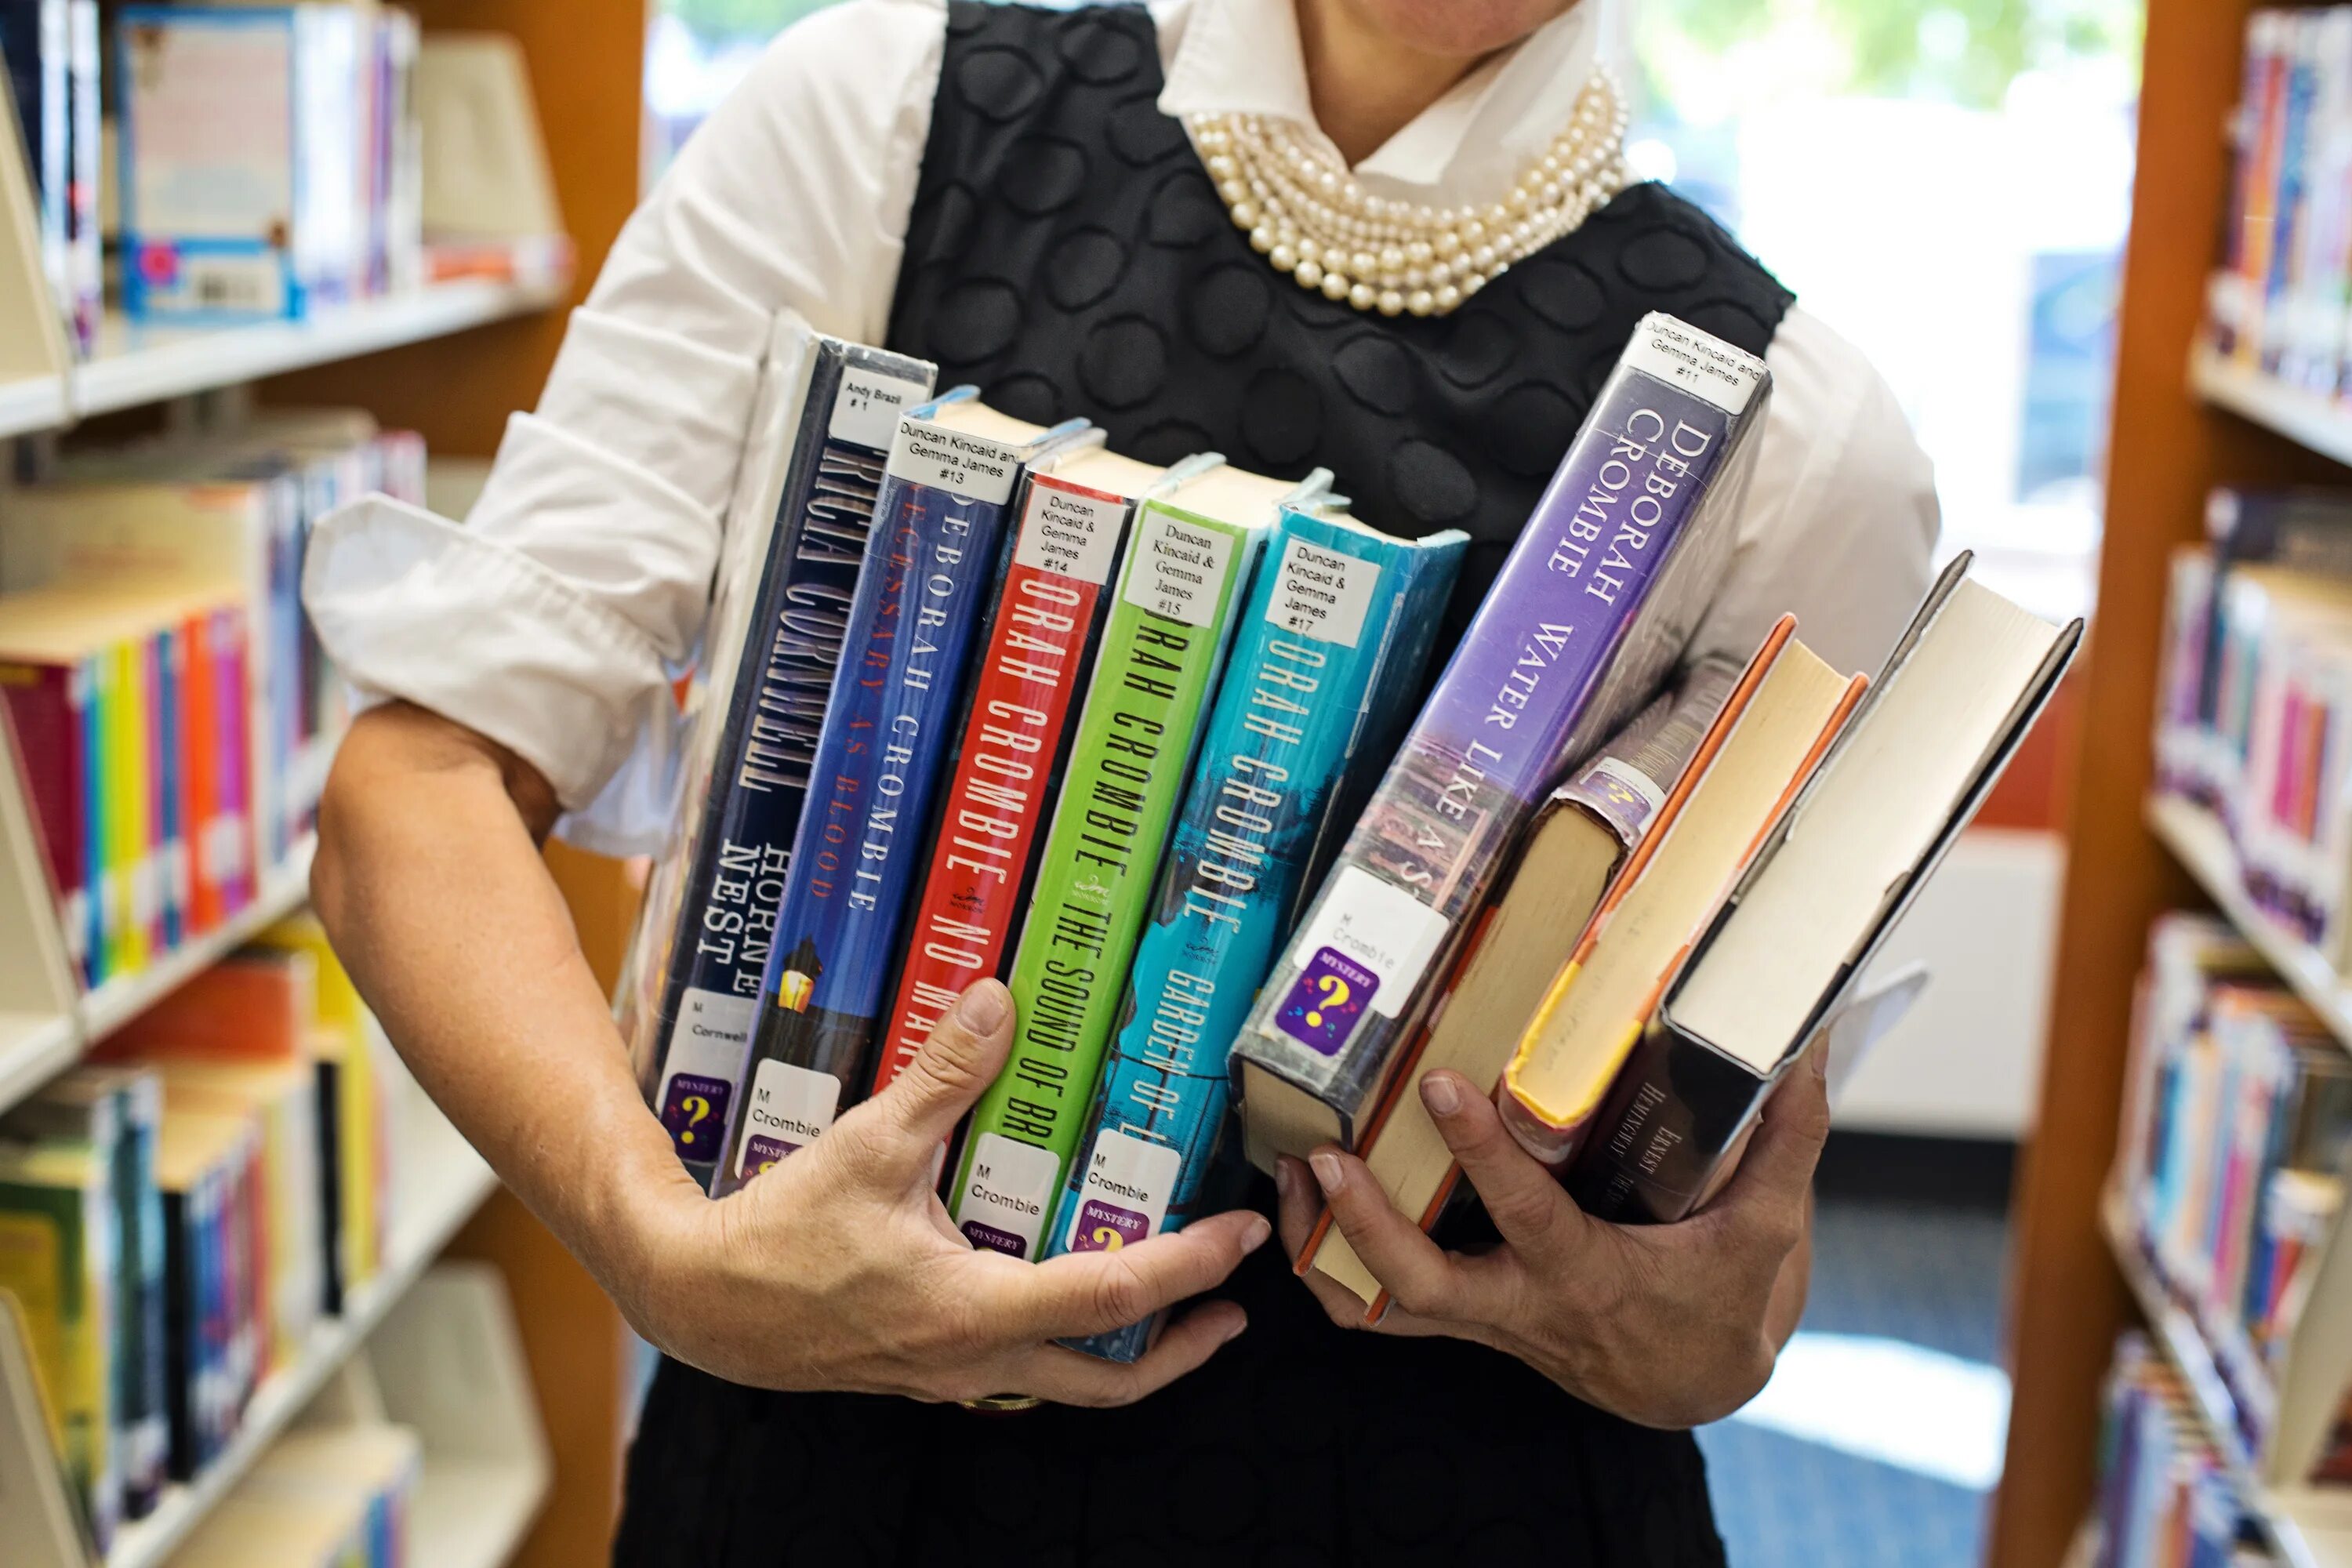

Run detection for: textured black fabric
[[613, 5, 1794, 1563]]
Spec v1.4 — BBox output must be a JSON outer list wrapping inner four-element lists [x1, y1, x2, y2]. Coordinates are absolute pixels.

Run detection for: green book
[[948, 464, 1331, 1258]]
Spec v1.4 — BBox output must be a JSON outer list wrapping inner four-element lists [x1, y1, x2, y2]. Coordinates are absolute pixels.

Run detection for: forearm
[[310, 703, 692, 1303]]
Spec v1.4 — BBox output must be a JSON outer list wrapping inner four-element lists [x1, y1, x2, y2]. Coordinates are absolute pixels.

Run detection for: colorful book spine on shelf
[[710, 398, 1083, 1196], [1043, 512, 1464, 1356], [0, 1135, 121, 1549], [117, 4, 374, 321], [0, 0, 71, 345], [946, 492, 1283, 1258], [869, 454, 1176, 1102], [1228, 314, 1769, 1162], [618, 333, 935, 1189], [2117, 912, 2352, 1475], [5, 1068, 172, 1519], [2095, 1336, 2259, 1568]]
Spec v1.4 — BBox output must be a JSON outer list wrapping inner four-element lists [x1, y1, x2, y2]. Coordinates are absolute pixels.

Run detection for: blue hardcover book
[[710, 397, 1090, 1196], [1045, 510, 1464, 1359], [617, 328, 937, 1189]]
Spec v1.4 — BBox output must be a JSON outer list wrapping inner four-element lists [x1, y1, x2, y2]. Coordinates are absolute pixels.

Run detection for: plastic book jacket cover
[[946, 488, 1295, 1258], [711, 400, 1077, 1195], [613, 329, 936, 1188], [1229, 313, 1771, 1152], [1047, 511, 1464, 1359]]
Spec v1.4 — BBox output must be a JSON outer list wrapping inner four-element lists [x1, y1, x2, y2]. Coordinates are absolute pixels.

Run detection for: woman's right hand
[[613, 978, 1269, 1406]]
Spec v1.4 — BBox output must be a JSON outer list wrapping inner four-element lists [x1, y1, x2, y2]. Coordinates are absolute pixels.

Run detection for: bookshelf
[[1989, 4, 2352, 1566], [0, 1, 648, 1563], [103, 1102, 499, 1568]]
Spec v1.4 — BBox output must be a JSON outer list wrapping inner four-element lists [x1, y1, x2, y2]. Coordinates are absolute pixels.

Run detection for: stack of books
[[615, 312, 2079, 1359], [0, 412, 419, 987], [2116, 913, 2352, 1479], [2154, 488, 2352, 967], [2210, 9, 2352, 390], [0, 914, 403, 1548], [2095, 1334, 2268, 1568]]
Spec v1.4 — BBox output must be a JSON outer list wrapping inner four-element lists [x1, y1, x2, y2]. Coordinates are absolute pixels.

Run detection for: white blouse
[[303, 0, 1940, 853]]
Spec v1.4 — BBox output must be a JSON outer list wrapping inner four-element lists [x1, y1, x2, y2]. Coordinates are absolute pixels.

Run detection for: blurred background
[[25, 3, 2352, 1568]]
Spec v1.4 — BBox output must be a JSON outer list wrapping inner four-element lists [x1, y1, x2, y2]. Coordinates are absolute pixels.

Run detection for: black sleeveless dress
[[614, 7, 1795, 1563]]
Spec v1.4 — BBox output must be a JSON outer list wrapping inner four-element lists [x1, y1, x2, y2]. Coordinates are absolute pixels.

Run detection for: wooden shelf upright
[[1989, 3, 2352, 1566], [260, 4, 656, 1562]]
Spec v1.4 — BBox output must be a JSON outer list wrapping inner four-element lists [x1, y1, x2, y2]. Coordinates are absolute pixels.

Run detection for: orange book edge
[[1295, 616, 1801, 1289], [1289, 611, 1797, 1288]]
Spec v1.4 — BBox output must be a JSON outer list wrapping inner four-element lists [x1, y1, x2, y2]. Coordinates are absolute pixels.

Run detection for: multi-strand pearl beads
[[1190, 69, 1629, 319]]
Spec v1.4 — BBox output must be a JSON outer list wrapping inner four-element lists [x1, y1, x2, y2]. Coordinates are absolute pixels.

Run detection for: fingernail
[[1812, 1040, 1831, 1083], [1309, 1150, 1344, 1196], [956, 979, 1009, 1033], [1240, 1214, 1272, 1254], [1222, 1312, 1249, 1345], [1420, 1073, 1461, 1116], [1274, 1160, 1295, 1201]]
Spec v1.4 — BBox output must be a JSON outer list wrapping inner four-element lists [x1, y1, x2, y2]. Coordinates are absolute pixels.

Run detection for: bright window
[[1631, 0, 2144, 621]]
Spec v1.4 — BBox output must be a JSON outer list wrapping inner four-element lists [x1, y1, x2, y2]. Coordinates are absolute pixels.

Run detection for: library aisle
[[1995, 5, 2352, 1568], [0, 2, 640, 1566]]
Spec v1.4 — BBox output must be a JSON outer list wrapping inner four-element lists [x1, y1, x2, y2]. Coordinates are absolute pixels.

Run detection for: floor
[[1700, 1170, 2014, 1568]]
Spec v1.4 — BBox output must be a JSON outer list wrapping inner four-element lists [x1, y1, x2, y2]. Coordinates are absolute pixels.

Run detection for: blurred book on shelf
[[115, 5, 423, 322], [0, 413, 421, 991], [2115, 913, 2352, 1491], [413, 33, 568, 289], [2152, 490, 2352, 972], [169, 1421, 420, 1568], [0, 916, 412, 1542], [2094, 1334, 2273, 1568], [2210, 9, 2352, 389]]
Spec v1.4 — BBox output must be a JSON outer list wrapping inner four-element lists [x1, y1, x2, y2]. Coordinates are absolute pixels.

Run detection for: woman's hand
[[619, 979, 1270, 1406], [1276, 1043, 1829, 1430]]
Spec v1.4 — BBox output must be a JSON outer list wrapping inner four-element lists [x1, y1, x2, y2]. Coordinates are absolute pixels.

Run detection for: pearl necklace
[[1191, 69, 1630, 318]]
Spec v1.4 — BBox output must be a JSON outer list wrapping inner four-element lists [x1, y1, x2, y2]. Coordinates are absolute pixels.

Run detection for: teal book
[[946, 466, 1334, 1258], [1044, 511, 1464, 1358]]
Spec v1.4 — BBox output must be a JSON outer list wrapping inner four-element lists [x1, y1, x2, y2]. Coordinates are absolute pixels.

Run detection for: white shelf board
[[0, 1011, 81, 1122], [2192, 343, 2352, 472], [2103, 1190, 2352, 1568], [103, 1109, 498, 1568], [0, 372, 67, 441], [70, 278, 567, 421], [75, 838, 317, 1048], [411, 1461, 546, 1568], [2146, 795, 2352, 1054]]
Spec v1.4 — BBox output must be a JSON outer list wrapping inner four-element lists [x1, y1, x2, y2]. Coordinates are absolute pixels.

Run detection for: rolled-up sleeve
[[303, 0, 946, 843]]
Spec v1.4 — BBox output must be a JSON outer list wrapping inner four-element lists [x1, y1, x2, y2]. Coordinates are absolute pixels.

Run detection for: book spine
[[711, 419, 1033, 1196], [947, 500, 1268, 1258], [870, 473, 1134, 1098], [1047, 521, 1459, 1358], [1230, 316, 1766, 1145], [0, 660, 86, 973], [1552, 650, 1743, 854], [182, 613, 219, 936], [64, 0, 96, 353], [122, 1076, 167, 1514], [1563, 1018, 1773, 1225], [640, 348, 925, 1185]]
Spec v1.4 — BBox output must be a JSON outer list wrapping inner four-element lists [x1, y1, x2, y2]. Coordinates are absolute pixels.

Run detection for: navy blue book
[[615, 328, 936, 1189], [710, 397, 1089, 1194]]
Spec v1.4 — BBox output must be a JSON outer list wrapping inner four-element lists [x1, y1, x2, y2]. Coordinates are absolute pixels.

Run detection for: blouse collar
[[1152, 0, 1606, 205]]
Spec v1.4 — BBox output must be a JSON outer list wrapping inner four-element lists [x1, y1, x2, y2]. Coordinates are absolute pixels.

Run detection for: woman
[[305, 0, 1940, 1559]]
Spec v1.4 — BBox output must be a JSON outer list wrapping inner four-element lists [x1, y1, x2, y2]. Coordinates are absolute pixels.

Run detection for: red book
[[869, 447, 1174, 1097], [0, 656, 89, 975], [182, 610, 221, 934]]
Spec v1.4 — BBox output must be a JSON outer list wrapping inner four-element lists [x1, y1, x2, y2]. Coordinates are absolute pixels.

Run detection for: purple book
[[1231, 314, 1772, 1162]]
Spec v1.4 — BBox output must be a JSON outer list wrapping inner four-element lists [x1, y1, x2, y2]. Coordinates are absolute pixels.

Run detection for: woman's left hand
[[1275, 1042, 1830, 1431]]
